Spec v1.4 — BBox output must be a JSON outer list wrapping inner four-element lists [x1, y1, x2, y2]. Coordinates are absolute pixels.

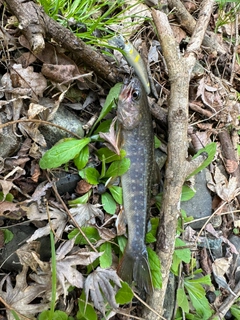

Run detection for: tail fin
[[117, 245, 153, 294]]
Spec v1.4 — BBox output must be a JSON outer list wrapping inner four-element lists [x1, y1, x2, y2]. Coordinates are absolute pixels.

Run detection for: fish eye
[[132, 90, 140, 100]]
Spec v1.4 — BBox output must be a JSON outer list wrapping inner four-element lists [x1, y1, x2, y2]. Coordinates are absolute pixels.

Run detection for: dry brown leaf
[[0, 180, 13, 200], [85, 267, 121, 315], [11, 63, 47, 97], [55, 238, 102, 298], [16, 242, 41, 272], [25, 203, 67, 242], [0, 268, 49, 319], [76, 180, 92, 194], [18, 120, 47, 147], [0, 202, 23, 219], [69, 203, 104, 227], [99, 118, 120, 155]]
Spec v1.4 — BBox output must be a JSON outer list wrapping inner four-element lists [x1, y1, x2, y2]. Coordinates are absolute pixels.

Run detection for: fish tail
[[117, 245, 153, 294]]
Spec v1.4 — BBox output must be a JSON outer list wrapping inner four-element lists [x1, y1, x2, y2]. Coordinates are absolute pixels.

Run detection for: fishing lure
[[109, 34, 150, 95]]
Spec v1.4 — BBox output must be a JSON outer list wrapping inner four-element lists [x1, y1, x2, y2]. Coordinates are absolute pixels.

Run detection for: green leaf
[[105, 158, 130, 178], [101, 192, 116, 214], [230, 305, 240, 318], [185, 283, 213, 319], [174, 238, 191, 263], [38, 310, 69, 320], [115, 282, 134, 304], [40, 138, 91, 169], [77, 292, 97, 320], [181, 185, 196, 202], [154, 136, 161, 149], [68, 227, 100, 245], [0, 192, 14, 202], [99, 242, 112, 268], [90, 83, 122, 133], [108, 185, 122, 204], [74, 145, 89, 170], [97, 148, 126, 163], [146, 232, 156, 243], [147, 247, 162, 289], [68, 191, 92, 205], [237, 144, 240, 156], [185, 274, 212, 286], [117, 236, 127, 253], [177, 288, 189, 313], [171, 254, 182, 275], [146, 218, 159, 243], [93, 119, 112, 134], [79, 167, 100, 185], [3, 229, 13, 244], [187, 142, 217, 179]]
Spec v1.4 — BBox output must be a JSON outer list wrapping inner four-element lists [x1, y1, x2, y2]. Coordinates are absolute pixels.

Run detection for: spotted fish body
[[117, 77, 153, 294], [109, 35, 150, 95]]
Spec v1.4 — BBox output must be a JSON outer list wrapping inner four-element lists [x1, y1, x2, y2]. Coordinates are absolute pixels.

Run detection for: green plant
[[36, 0, 147, 46], [215, 0, 240, 32]]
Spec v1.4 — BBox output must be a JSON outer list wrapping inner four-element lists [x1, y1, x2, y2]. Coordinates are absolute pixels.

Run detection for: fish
[[108, 35, 150, 95], [117, 77, 154, 294]]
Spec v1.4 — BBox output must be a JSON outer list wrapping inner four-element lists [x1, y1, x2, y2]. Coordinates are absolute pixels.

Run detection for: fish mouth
[[120, 82, 133, 101]]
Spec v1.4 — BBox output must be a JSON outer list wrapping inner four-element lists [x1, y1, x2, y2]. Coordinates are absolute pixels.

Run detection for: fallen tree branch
[[168, 0, 226, 55], [5, 0, 120, 84], [144, 1, 215, 318]]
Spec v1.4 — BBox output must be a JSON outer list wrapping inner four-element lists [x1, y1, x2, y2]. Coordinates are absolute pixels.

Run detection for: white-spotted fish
[[117, 77, 153, 294]]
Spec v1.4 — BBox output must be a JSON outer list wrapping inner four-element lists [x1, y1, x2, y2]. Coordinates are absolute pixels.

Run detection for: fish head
[[117, 77, 144, 130]]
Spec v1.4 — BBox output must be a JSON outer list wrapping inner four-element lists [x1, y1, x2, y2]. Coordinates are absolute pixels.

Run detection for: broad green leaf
[[177, 288, 189, 313], [171, 254, 182, 275], [105, 158, 130, 178], [3, 229, 13, 244], [230, 305, 240, 318], [94, 119, 112, 134], [74, 145, 89, 170], [147, 247, 162, 289], [185, 274, 212, 286], [186, 285, 213, 319], [68, 191, 92, 205], [181, 185, 196, 202], [184, 280, 206, 299], [40, 138, 91, 169], [187, 142, 217, 179], [99, 242, 112, 268], [97, 148, 126, 163], [77, 292, 97, 320], [79, 167, 100, 185], [101, 192, 116, 214], [154, 136, 161, 148], [108, 185, 122, 204], [68, 227, 100, 245], [115, 282, 134, 304], [39, 310, 69, 320], [174, 238, 191, 263], [146, 232, 156, 243], [90, 83, 122, 133], [146, 217, 159, 243], [117, 236, 127, 253]]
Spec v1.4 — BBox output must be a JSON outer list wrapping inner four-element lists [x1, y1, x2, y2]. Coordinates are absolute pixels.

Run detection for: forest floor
[[0, 0, 240, 319]]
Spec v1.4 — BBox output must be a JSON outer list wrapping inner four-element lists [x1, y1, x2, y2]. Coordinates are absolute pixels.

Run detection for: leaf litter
[[1, 0, 240, 319]]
